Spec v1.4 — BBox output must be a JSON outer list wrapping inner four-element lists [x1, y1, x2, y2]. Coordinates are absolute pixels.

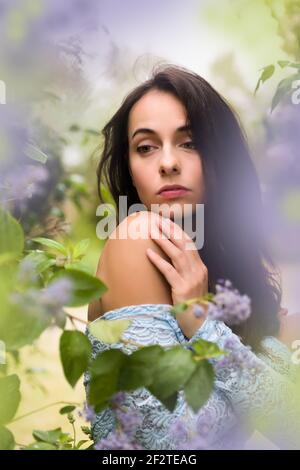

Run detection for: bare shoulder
[[88, 211, 172, 322]]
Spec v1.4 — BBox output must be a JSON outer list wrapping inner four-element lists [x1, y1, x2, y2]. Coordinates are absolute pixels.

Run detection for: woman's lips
[[158, 188, 190, 199]]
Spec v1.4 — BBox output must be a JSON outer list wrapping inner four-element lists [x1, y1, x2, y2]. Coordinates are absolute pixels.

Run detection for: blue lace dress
[[84, 303, 299, 450]]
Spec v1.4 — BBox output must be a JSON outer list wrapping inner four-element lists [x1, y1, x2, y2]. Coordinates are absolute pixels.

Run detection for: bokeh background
[[0, 0, 299, 448]]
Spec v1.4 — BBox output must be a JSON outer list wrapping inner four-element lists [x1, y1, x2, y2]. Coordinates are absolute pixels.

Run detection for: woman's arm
[[88, 211, 174, 322]]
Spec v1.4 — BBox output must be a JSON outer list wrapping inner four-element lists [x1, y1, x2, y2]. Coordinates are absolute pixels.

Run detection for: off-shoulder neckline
[[89, 303, 174, 325]]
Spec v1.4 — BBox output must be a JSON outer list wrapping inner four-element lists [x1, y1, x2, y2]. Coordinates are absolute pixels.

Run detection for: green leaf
[[254, 64, 275, 95], [64, 261, 93, 275], [89, 349, 126, 411], [189, 338, 225, 359], [76, 439, 89, 449], [89, 319, 131, 344], [118, 345, 164, 391], [0, 426, 15, 450], [59, 405, 76, 415], [73, 239, 90, 259], [60, 331, 92, 387], [161, 392, 179, 413], [278, 60, 291, 69], [33, 427, 67, 444], [0, 374, 21, 425], [23, 251, 56, 274], [271, 73, 300, 112], [25, 441, 57, 450], [32, 237, 68, 256], [148, 347, 196, 402], [0, 208, 24, 256], [184, 360, 214, 412], [51, 268, 107, 307], [0, 253, 19, 267], [0, 303, 52, 351], [170, 302, 188, 315], [277, 61, 300, 70]]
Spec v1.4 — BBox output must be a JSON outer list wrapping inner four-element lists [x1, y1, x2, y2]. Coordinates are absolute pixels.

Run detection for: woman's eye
[[136, 142, 196, 154], [136, 145, 154, 154], [181, 141, 196, 149]]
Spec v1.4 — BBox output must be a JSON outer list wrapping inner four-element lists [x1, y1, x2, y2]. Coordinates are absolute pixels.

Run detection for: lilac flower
[[39, 278, 73, 309], [3, 164, 49, 213], [10, 277, 73, 321], [0, 104, 29, 169], [192, 304, 205, 318], [205, 279, 251, 326], [115, 409, 143, 440], [1, 0, 103, 45], [94, 430, 144, 451], [168, 416, 208, 450], [94, 399, 144, 450], [215, 336, 263, 374], [169, 417, 189, 442], [111, 391, 127, 407], [80, 402, 96, 423], [16, 258, 39, 286]]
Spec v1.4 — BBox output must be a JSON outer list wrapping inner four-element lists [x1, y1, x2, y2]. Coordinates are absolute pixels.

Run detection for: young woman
[[85, 64, 299, 450]]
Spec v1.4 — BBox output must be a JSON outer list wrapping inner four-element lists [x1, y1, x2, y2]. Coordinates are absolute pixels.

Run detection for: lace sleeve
[[186, 318, 300, 449]]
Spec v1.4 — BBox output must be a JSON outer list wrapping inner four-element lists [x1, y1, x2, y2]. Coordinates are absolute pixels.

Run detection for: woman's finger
[[157, 216, 205, 266], [146, 247, 183, 288], [149, 222, 191, 274]]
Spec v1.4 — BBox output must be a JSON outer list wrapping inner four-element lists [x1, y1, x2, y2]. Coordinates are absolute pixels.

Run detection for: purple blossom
[[0, 0, 102, 45], [115, 409, 143, 440], [168, 416, 208, 450], [94, 430, 144, 451], [192, 304, 205, 318], [94, 400, 143, 450], [80, 402, 96, 423], [16, 258, 39, 286], [215, 337, 263, 374], [39, 278, 73, 308], [10, 277, 73, 320], [111, 391, 127, 407], [3, 164, 49, 212], [205, 279, 251, 325]]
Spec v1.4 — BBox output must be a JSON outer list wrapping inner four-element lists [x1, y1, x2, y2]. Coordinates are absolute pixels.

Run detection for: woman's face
[[128, 89, 205, 220]]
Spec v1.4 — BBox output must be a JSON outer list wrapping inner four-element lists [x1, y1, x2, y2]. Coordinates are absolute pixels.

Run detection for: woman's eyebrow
[[131, 125, 192, 140]]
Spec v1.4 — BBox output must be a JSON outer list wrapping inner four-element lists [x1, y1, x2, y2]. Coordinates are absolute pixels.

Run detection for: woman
[[85, 64, 299, 449]]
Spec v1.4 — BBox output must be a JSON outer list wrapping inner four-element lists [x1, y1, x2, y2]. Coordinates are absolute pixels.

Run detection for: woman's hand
[[146, 215, 209, 338]]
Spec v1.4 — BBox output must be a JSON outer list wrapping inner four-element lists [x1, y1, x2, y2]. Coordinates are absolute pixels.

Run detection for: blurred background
[[0, 0, 299, 448]]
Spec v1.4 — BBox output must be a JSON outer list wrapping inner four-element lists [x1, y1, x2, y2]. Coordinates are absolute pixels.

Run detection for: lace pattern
[[84, 303, 299, 450]]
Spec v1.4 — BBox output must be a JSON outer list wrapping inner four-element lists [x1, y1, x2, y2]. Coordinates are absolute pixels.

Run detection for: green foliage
[[25, 428, 74, 450], [184, 361, 215, 412], [87, 337, 221, 415], [51, 268, 107, 307], [59, 405, 76, 415], [188, 338, 226, 359], [254, 60, 300, 111], [0, 426, 15, 450], [89, 318, 131, 344], [60, 331, 92, 387], [0, 207, 24, 257], [0, 375, 21, 425], [254, 64, 275, 94]]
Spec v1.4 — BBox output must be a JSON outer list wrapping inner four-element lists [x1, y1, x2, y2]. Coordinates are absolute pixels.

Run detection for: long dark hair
[[96, 63, 282, 352]]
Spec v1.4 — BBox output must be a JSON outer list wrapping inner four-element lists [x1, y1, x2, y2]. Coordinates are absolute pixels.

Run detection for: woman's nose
[[159, 151, 181, 175]]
